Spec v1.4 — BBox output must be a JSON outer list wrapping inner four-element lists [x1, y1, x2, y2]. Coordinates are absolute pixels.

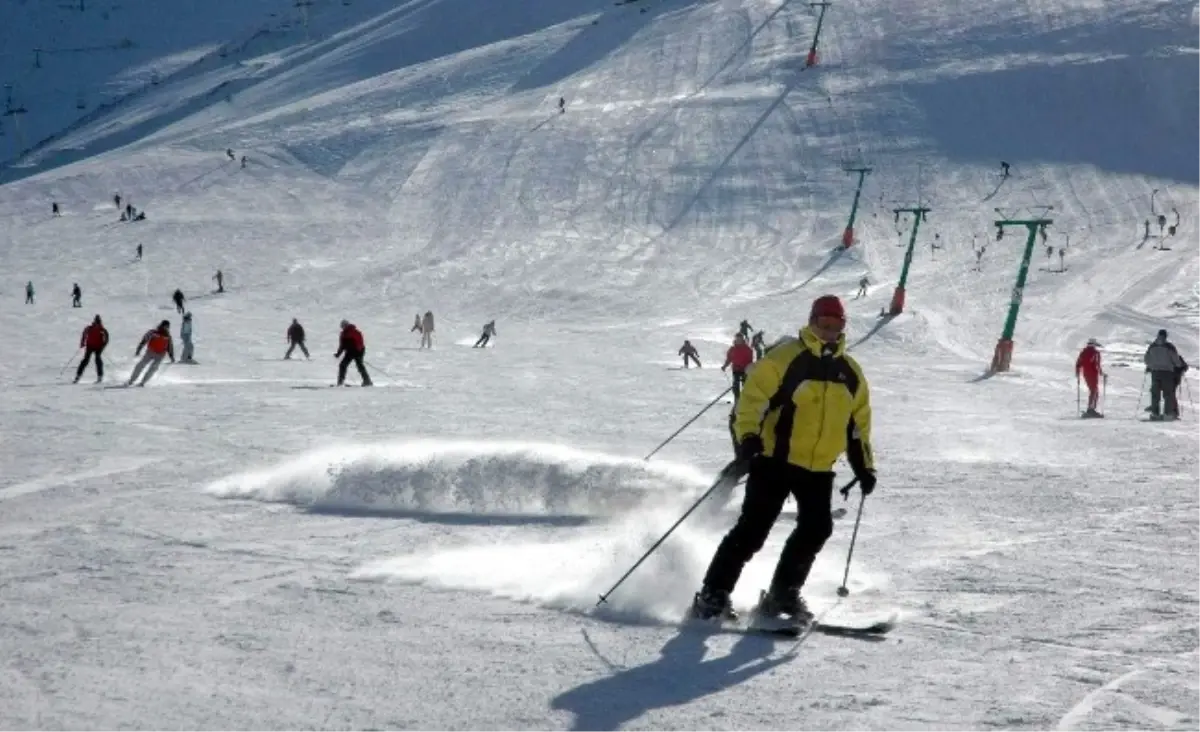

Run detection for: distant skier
[[750, 331, 765, 360], [410, 313, 423, 336], [135, 244, 143, 261], [335, 320, 372, 386], [172, 289, 186, 314], [474, 320, 496, 348], [213, 269, 224, 293], [285, 318, 310, 359], [128, 320, 175, 386], [1142, 220, 1151, 244], [678, 340, 701, 368], [226, 148, 235, 161], [721, 333, 755, 401], [558, 97, 566, 114], [71, 283, 82, 308], [52, 202, 61, 217], [855, 277, 869, 299], [691, 294, 875, 625], [74, 315, 109, 384], [1144, 329, 1188, 420], [25, 281, 34, 305], [240, 155, 247, 169], [420, 311, 435, 349], [1075, 338, 1104, 417], [114, 193, 122, 209], [125, 203, 134, 220], [1000, 161, 1010, 178], [738, 320, 753, 339], [180, 312, 195, 363]]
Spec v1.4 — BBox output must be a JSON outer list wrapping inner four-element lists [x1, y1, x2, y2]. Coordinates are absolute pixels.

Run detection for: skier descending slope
[[692, 295, 876, 629], [128, 321, 175, 386], [335, 320, 372, 387], [1075, 339, 1105, 417], [74, 315, 109, 383]]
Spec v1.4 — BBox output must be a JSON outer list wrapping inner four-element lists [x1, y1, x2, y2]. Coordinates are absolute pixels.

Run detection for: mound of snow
[[204, 439, 712, 518]]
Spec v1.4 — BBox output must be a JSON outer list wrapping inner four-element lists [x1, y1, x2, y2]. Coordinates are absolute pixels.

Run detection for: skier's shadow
[[552, 629, 791, 730]]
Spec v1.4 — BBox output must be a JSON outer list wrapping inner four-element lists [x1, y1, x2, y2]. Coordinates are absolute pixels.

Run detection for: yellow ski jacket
[[732, 327, 873, 473]]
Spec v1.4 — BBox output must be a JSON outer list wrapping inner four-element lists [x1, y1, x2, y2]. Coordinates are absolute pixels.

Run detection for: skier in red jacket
[[1075, 338, 1104, 416], [334, 320, 372, 386], [722, 333, 756, 401], [74, 315, 110, 383]]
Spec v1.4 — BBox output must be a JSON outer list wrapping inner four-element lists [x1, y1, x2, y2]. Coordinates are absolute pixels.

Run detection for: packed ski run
[[1, 0, 1197, 729]]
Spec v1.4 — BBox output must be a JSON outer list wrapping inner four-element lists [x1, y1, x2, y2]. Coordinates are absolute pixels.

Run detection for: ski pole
[[1075, 376, 1080, 415], [836, 492, 867, 597], [1101, 374, 1107, 414], [644, 386, 733, 461], [364, 359, 397, 380], [597, 461, 738, 606], [59, 348, 82, 376]]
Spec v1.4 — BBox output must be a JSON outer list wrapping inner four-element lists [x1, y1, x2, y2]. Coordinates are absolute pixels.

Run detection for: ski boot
[[690, 587, 736, 622], [753, 587, 814, 630]]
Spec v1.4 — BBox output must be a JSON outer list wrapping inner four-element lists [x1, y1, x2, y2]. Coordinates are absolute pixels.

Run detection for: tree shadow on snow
[[552, 629, 791, 730], [305, 504, 592, 527]]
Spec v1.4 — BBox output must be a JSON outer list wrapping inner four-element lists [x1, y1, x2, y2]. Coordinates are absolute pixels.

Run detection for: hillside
[[0, 0, 1196, 728]]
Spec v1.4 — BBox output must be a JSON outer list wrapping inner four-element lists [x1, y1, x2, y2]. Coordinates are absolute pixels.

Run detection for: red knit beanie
[[810, 295, 845, 320]]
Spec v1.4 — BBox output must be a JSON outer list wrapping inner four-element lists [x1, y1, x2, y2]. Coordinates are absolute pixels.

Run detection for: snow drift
[[203, 439, 713, 518]]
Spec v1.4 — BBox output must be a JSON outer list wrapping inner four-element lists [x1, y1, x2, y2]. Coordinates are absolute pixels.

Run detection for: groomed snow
[[1, 0, 1197, 729]]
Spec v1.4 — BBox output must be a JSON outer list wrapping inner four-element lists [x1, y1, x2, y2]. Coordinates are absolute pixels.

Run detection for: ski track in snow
[[0, 0, 1197, 729]]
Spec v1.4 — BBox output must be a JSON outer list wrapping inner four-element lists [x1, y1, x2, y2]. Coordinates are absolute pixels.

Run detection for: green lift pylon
[[806, 2, 832, 67], [841, 166, 871, 248], [888, 206, 930, 315], [990, 216, 1053, 372]]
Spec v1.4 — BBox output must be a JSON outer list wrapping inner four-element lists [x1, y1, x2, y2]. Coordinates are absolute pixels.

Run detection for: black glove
[[857, 470, 877, 496], [737, 434, 764, 463]]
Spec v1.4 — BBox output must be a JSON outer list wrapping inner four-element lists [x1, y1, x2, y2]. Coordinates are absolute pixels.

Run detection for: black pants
[[338, 351, 371, 385], [703, 458, 835, 596], [683, 353, 701, 368], [175, 300, 185, 314], [474, 333, 491, 348], [75, 348, 104, 381], [285, 341, 310, 359], [730, 370, 747, 401], [1150, 371, 1178, 416], [72, 296, 81, 307]]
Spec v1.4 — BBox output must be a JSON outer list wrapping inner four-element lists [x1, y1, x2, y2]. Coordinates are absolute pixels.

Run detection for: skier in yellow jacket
[[692, 295, 876, 624]]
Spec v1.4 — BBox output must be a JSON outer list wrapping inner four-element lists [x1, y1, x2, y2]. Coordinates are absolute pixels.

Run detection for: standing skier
[[25, 281, 34, 305], [474, 320, 496, 348], [335, 320, 372, 386], [180, 312, 195, 363], [678, 340, 701, 368], [750, 331, 766, 361], [135, 244, 143, 261], [52, 202, 61, 217], [1144, 329, 1188, 420], [213, 270, 224, 293], [420, 311, 435, 349], [721, 333, 755, 401], [1075, 338, 1104, 417], [738, 319, 754, 339], [691, 295, 875, 625], [74, 315, 109, 383], [114, 193, 122, 209], [855, 277, 869, 299], [285, 318, 310, 359], [71, 283, 82, 308], [172, 289, 186, 314], [128, 320, 175, 386]]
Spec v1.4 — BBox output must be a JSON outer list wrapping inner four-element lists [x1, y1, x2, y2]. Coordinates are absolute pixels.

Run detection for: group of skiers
[[1074, 329, 1190, 420]]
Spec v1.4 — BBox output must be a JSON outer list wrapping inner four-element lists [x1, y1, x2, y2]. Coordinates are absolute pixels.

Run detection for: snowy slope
[[1, 0, 1197, 728]]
